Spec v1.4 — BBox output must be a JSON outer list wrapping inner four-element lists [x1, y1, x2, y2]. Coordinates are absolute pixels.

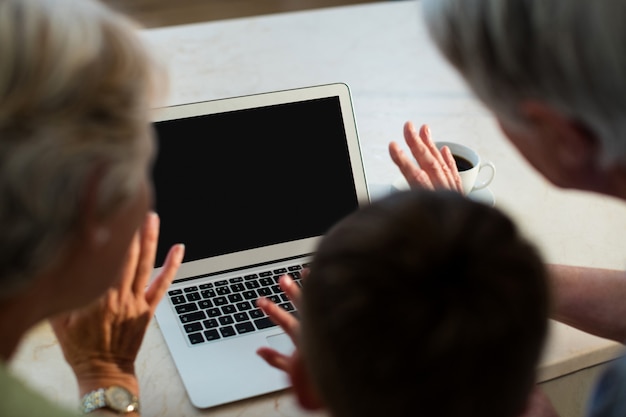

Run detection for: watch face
[[105, 386, 139, 413]]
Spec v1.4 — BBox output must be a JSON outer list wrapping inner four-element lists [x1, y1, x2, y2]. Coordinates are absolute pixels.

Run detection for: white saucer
[[467, 186, 496, 207], [375, 177, 495, 207]]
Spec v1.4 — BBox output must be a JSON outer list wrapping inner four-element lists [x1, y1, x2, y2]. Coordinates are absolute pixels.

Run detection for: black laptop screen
[[152, 96, 359, 267]]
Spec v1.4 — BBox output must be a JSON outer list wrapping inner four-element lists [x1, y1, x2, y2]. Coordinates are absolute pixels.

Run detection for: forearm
[[549, 264, 626, 343]]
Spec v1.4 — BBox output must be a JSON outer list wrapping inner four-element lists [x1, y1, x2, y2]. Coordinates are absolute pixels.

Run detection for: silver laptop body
[[152, 83, 369, 409]]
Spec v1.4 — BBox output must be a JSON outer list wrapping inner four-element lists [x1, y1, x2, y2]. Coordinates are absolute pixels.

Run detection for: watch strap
[[81, 388, 106, 414]]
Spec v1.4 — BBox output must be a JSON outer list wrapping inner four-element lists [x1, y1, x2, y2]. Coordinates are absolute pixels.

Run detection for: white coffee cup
[[435, 141, 496, 195]]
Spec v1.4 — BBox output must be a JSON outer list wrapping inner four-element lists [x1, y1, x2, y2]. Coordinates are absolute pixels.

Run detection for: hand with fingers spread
[[256, 273, 304, 375], [389, 121, 463, 193], [50, 212, 185, 397]]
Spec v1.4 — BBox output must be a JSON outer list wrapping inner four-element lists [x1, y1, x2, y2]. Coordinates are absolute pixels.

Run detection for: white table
[[10, 2, 626, 416]]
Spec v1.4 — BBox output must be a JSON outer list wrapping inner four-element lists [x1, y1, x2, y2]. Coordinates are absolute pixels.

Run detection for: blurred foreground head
[[301, 189, 549, 417]]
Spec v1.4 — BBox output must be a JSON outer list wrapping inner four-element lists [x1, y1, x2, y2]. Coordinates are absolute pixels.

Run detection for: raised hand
[[50, 212, 184, 396], [389, 121, 463, 193]]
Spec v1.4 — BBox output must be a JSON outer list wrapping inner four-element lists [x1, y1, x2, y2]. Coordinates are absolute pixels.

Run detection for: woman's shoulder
[[0, 361, 80, 417]]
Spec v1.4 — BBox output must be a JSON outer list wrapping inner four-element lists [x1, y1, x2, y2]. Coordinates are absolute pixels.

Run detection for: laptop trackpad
[[266, 333, 295, 356]]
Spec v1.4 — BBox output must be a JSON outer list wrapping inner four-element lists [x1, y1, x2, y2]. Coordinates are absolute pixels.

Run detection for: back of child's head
[[299, 189, 549, 417]]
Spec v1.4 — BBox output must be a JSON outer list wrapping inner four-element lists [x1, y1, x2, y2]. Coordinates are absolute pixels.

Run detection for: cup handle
[[472, 161, 496, 191]]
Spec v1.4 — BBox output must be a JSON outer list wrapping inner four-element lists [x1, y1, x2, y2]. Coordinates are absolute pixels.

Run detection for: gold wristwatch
[[80, 386, 139, 414]]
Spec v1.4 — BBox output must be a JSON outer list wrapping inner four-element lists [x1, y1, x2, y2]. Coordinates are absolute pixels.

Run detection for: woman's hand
[[256, 273, 303, 374], [389, 121, 463, 193], [50, 212, 184, 396]]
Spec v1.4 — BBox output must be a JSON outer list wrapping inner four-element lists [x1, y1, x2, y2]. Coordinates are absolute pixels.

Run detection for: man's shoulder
[[587, 354, 626, 417]]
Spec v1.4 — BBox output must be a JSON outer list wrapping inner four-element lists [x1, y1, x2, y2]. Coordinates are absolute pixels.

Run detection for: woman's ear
[[78, 164, 111, 248], [520, 100, 599, 170], [289, 351, 325, 411]]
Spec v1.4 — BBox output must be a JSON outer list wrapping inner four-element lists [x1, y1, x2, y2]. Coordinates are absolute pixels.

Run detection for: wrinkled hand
[[256, 273, 303, 374], [389, 121, 463, 193], [50, 212, 184, 395]]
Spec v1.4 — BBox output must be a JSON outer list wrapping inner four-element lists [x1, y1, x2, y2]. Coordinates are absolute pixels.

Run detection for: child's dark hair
[[301, 189, 549, 417]]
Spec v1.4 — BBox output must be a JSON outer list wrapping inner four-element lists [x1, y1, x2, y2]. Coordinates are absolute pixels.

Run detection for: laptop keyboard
[[168, 264, 304, 346]]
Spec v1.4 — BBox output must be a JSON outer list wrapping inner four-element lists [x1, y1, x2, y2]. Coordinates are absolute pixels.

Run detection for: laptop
[[152, 83, 369, 409]]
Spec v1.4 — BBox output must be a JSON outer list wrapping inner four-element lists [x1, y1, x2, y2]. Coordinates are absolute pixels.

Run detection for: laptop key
[[201, 289, 216, 298], [184, 322, 203, 333], [220, 326, 236, 337], [234, 312, 249, 322], [249, 308, 264, 319], [175, 303, 198, 314], [242, 290, 257, 299], [204, 329, 220, 341], [245, 280, 260, 289], [259, 277, 273, 286], [216, 286, 231, 295], [254, 317, 277, 330], [213, 296, 228, 306], [236, 301, 252, 311], [228, 293, 243, 303], [186, 292, 201, 302], [203, 319, 218, 329], [279, 302, 295, 312], [221, 305, 236, 315], [180, 311, 206, 323], [236, 322, 255, 334], [257, 287, 272, 297], [267, 295, 281, 304], [170, 295, 186, 305], [188, 332, 204, 345]]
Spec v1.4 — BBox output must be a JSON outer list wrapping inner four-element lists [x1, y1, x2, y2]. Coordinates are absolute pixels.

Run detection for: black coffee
[[453, 155, 473, 172]]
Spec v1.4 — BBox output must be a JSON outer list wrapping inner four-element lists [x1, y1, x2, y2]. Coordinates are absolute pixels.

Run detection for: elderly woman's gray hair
[[0, 0, 163, 296], [422, 0, 626, 167]]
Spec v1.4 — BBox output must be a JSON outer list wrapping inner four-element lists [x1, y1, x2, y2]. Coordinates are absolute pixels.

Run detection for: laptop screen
[[152, 96, 359, 267]]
